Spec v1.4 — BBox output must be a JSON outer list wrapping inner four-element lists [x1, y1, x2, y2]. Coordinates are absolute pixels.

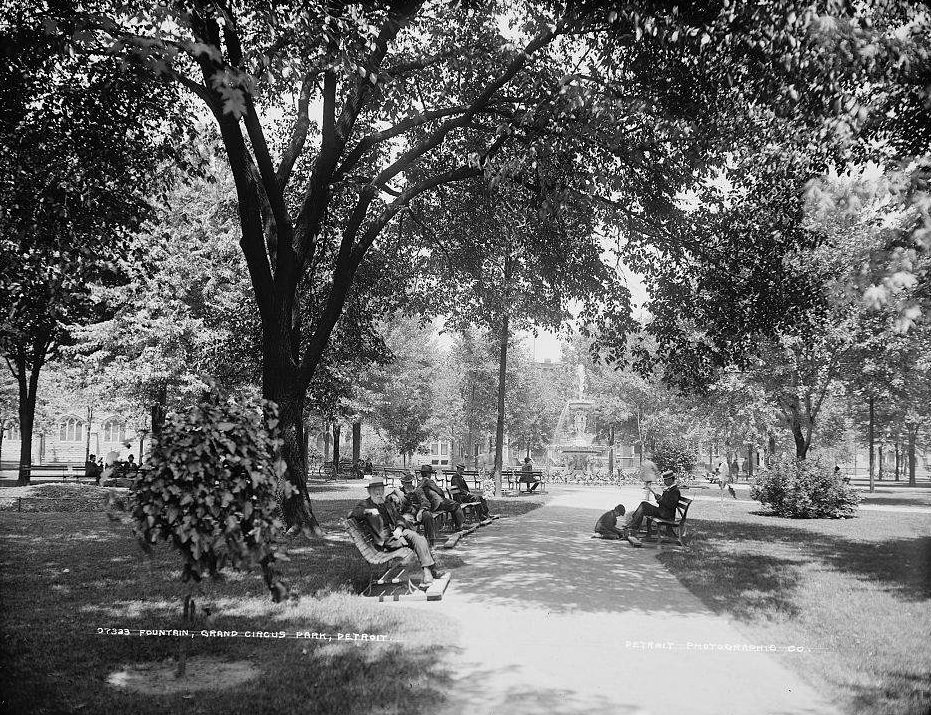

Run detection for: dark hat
[[420, 464, 435, 474], [400, 473, 415, 484], [366, 477, 386, 490], [456, 463, 466, 469], [661, 470, 676, 483], [614, 504, 626, 515]]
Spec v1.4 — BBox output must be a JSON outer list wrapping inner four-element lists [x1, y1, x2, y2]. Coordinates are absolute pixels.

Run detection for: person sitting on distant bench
[[519, 456, 541, 492], [349, 477, 444, 587], [450, 463, 490, 519], [418, 465, 465, 532], [593, 504, 642, 547], [85, 454, 102, 485], [627, 470, 681, 535]]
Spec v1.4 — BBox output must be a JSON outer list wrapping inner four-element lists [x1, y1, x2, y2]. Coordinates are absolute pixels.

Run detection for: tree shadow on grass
[[436, 503, 701, 615], [859, 496, 931, 508], [0, 511, 458, 715], [663, 517, 931, 609]]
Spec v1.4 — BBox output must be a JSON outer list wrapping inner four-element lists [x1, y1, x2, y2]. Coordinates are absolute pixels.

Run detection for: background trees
[[0, 8, 188, 483]]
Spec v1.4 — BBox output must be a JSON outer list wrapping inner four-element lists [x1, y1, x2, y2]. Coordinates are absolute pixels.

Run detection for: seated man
[[85, 454, 102, 485], [450, 463, 490, 519], [627, 470, 681, 536], [349, 477, 444, 587], [418, 465, 464, 532], [519, 456, 541, 492], [392, 473, 443, 545], [594, 504, 642, 547]]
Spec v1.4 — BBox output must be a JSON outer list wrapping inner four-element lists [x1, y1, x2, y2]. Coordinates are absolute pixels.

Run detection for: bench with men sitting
[[343, 464, 504, 602], [376, 463, 546, 495]]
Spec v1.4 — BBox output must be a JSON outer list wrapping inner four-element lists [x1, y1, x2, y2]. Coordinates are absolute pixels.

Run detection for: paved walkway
[[398, 488, 839, 715]]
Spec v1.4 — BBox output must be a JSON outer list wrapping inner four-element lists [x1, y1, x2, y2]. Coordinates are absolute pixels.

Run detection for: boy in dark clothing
[[593, 504, 642, 547]]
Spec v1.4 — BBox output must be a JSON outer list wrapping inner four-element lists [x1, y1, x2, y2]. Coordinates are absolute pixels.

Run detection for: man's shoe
[[430, 568, 446, 580]]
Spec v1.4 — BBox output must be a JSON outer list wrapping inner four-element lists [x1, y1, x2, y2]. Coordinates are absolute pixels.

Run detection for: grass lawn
[[659, 498, 931, 715], [0, 486, 542, 714]]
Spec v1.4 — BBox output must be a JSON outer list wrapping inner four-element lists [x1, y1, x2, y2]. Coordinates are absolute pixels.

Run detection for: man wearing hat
[[418, 465, 465, 532], [450, 463, 490, 519], [393, 472, 443, 545], [626, 469, 682, 534], [349, 477, 444, 586]]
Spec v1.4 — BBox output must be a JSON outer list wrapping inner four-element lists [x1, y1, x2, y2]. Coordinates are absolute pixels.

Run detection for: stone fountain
[[546, 365, 608, 473]]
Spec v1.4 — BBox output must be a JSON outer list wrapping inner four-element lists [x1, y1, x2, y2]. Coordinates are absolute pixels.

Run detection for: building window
[[440, 441, 449, 456], [102, 418, 126, 443], [4, 422, 19, 440], [59, 417, 84, 443], [430, 442, 439, 455]]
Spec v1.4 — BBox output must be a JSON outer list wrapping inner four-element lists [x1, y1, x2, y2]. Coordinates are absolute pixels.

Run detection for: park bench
[[447, 484, 482, 523], [644, 496, 692, 546], [508, 469, 545, 494], [342, 518, 449, 601], [441, 469, 482, 491]]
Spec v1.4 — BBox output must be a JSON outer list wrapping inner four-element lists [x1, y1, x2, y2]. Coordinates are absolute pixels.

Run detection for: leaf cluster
[[133, 388, 291, 601]]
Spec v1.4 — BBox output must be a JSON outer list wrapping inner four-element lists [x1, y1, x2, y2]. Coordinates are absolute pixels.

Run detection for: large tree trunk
[[868, 396, 875, 493], [85, 405, 93, 463], [263, 351, 322, 535], [636, 407, 643, 464], [894, 440, 900, 481], [332, 423, 341, 471], [467, 382, 476, 470], [878, 442, 884, 481], [788, 413, 808, 459], [608, 425, 615, 476], [907, 426, 917, 487], [15, 362, 40, 486], [493, 310, 509, 497], [747, 444, 754, 481], [351, 421, 361, 465]]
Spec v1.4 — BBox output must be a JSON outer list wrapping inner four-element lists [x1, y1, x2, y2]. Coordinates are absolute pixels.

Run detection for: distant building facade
[[1, 411, 142, 466]]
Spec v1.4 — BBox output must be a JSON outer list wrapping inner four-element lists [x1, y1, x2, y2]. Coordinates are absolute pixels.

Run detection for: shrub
[[650, 437, 698, 475], [750, 456, 860, 519], [133, 389, 291, 601]]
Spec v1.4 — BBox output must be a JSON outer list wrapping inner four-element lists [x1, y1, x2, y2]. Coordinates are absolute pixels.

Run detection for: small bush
[[133, 389, 291, 600], [751, 456, 860, 519], [650, 437, 698, 475]]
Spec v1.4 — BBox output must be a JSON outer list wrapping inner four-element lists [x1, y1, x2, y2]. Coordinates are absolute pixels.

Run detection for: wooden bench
[[509, 469, 545, 494], [343, 518, 450, 601], [447, 485, 482, 523], [343, 518, 418, 598], [644, 496, 692, 546], [441, 469, 483, 491]]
